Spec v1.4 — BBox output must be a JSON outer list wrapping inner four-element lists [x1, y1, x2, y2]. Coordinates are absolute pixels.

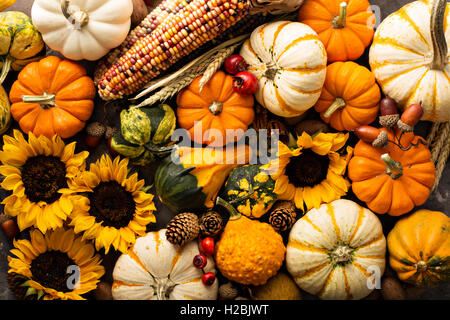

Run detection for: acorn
[[219, 282, 239, 300], [84, 122, 106, 149], [105, 126, 119, 156], [354, 126, 388, 148], [93, 281, 113, 300], [397, 103, 423, 132], [1, 215, 19, 239], [379, 97, 400, 129]]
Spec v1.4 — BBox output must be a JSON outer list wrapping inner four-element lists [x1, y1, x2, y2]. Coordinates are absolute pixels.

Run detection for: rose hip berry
[[232, 71, 257, 96], [224, 54, 248, 75]]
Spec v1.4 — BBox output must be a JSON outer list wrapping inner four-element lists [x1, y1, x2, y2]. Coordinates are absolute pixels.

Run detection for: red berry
[[202, 272, 216, 286], [193, 254, 207, 269], [224, 54, 248, 75], [200, 237, 215, 255], [232, 71, 258, 96]]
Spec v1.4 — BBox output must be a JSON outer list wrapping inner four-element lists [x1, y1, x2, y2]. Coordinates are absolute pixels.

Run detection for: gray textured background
[[0, 0, 448, 300]]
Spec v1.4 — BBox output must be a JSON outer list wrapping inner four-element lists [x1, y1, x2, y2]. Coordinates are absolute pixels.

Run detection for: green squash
[[221, 164, 277, 219], [110, 131, 145, 159], [155, 145, 252, 213], [113, 104, 177, 165], [0, 84, 11, 134], [0, 11, 44, 84]]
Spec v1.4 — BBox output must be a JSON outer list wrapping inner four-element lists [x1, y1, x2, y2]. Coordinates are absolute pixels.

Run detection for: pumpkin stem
[[381, 153, 403, 180], [216, 197, 241, 221], [332, 2, 348, 29], [429, 0, 447, 70], [330, 245, 353, 265], [416, 261, 428, 273], [209, 101, 223, 115], [264, 62, 278, 80], [323, 98, 346, 118], [61, 0, 89, 29], [0, 57, 12, 84], [22, 93, 56, 109]]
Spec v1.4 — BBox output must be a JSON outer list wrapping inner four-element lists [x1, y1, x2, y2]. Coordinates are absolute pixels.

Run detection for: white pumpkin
[[240, 20, 327, 118], [369, 0, 450, 122], [31, 0, 133, 61], [112, 229, 218, 300], [286, 199, 386, 300]]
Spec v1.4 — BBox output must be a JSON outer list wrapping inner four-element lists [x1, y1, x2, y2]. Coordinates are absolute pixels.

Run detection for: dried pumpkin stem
[[429, 0, 447, 70], [209, 102, 223, 116], [332, 2, 348, 29], [61, 0, 89, 29], [381, 153, 403, 180], [330, 245, 353, 265], [22, 93, 56, 109], [216, 197, 241, 221], [324, 98, 346, 118], [416, 261, 428, 272]]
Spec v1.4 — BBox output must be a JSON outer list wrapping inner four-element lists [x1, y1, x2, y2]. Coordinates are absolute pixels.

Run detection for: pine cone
[[269, 201, 297, 233], [166, 213, 200, 246], [199, 211, 223, 237]]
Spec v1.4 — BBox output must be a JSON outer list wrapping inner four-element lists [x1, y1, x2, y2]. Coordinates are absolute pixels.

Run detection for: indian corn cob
[[98, 0, 250, 100], [160, 12, 267, 76], [94, 0, 186, 85]]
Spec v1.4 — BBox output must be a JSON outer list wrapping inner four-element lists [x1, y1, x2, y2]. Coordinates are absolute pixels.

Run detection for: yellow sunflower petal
[[293, 188, 305, 211], [0, 165, 21, 176], [302, 186, 322, 211], [1, 173, 22, 190], [296, 132, 314, 149]]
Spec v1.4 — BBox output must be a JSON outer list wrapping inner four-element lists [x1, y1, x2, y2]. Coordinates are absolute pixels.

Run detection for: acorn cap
[[105, 126, 119, 140], [396, 119, 414, 132], [219, 282, 239, 300], [86, 122, 106, 137], [372, 130, 389, 148], [379, 114, 400, 129]]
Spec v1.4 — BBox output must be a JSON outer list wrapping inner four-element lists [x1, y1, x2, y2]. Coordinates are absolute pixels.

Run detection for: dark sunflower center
[[285, 149, 330, 188], [89, 181, 136, 228], [21, 155, 67, 204], [30, 251, 76, 293]]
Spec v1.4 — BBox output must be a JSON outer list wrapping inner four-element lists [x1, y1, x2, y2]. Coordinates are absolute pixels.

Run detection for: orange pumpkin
[[314, 61, 380, 131], [298, 0, 375, 62], [176, 71, 254, 147], [387, 209, 450, 288], [348, 129, 436, 216], [9, 56, 95, 139]]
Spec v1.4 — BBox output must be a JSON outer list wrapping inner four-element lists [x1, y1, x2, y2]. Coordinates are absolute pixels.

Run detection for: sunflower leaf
[[24, 287, 37, 297]]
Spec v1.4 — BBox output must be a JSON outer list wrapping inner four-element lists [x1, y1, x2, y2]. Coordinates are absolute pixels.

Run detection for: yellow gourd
[[214, 197, 286, 286]]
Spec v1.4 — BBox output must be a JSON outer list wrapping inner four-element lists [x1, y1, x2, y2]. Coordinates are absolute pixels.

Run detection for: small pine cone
[[199, 211, 223, 237], [269, 201, 297, 233], [166, 213, 200, 246]]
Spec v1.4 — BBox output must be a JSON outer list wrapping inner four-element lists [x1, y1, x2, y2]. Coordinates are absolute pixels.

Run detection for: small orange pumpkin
[[348, 129, 436, 216], [298, 0, 375, 62], [388, 209, 450, 288], [314, 61, 380, 131], [176, 71, 254, 147], [9, 56, 95, 139]]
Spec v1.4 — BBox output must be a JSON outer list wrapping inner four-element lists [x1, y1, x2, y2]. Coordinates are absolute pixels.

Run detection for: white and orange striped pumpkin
[[240, 20, 327, 118], [369, 0, 450, 122], [286, 199, 386, 300], [112, 229, 218, 300]]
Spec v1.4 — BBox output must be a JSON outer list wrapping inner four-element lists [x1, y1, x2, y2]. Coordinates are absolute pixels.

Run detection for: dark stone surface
[[0, 0, 448, 300]]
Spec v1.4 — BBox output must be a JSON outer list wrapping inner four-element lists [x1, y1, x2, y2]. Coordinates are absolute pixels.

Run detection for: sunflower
[[0, 130, 89, 233], [65, 155, 156, 254], [8, 227, 105, 300], [263, 132, 352, 212]]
